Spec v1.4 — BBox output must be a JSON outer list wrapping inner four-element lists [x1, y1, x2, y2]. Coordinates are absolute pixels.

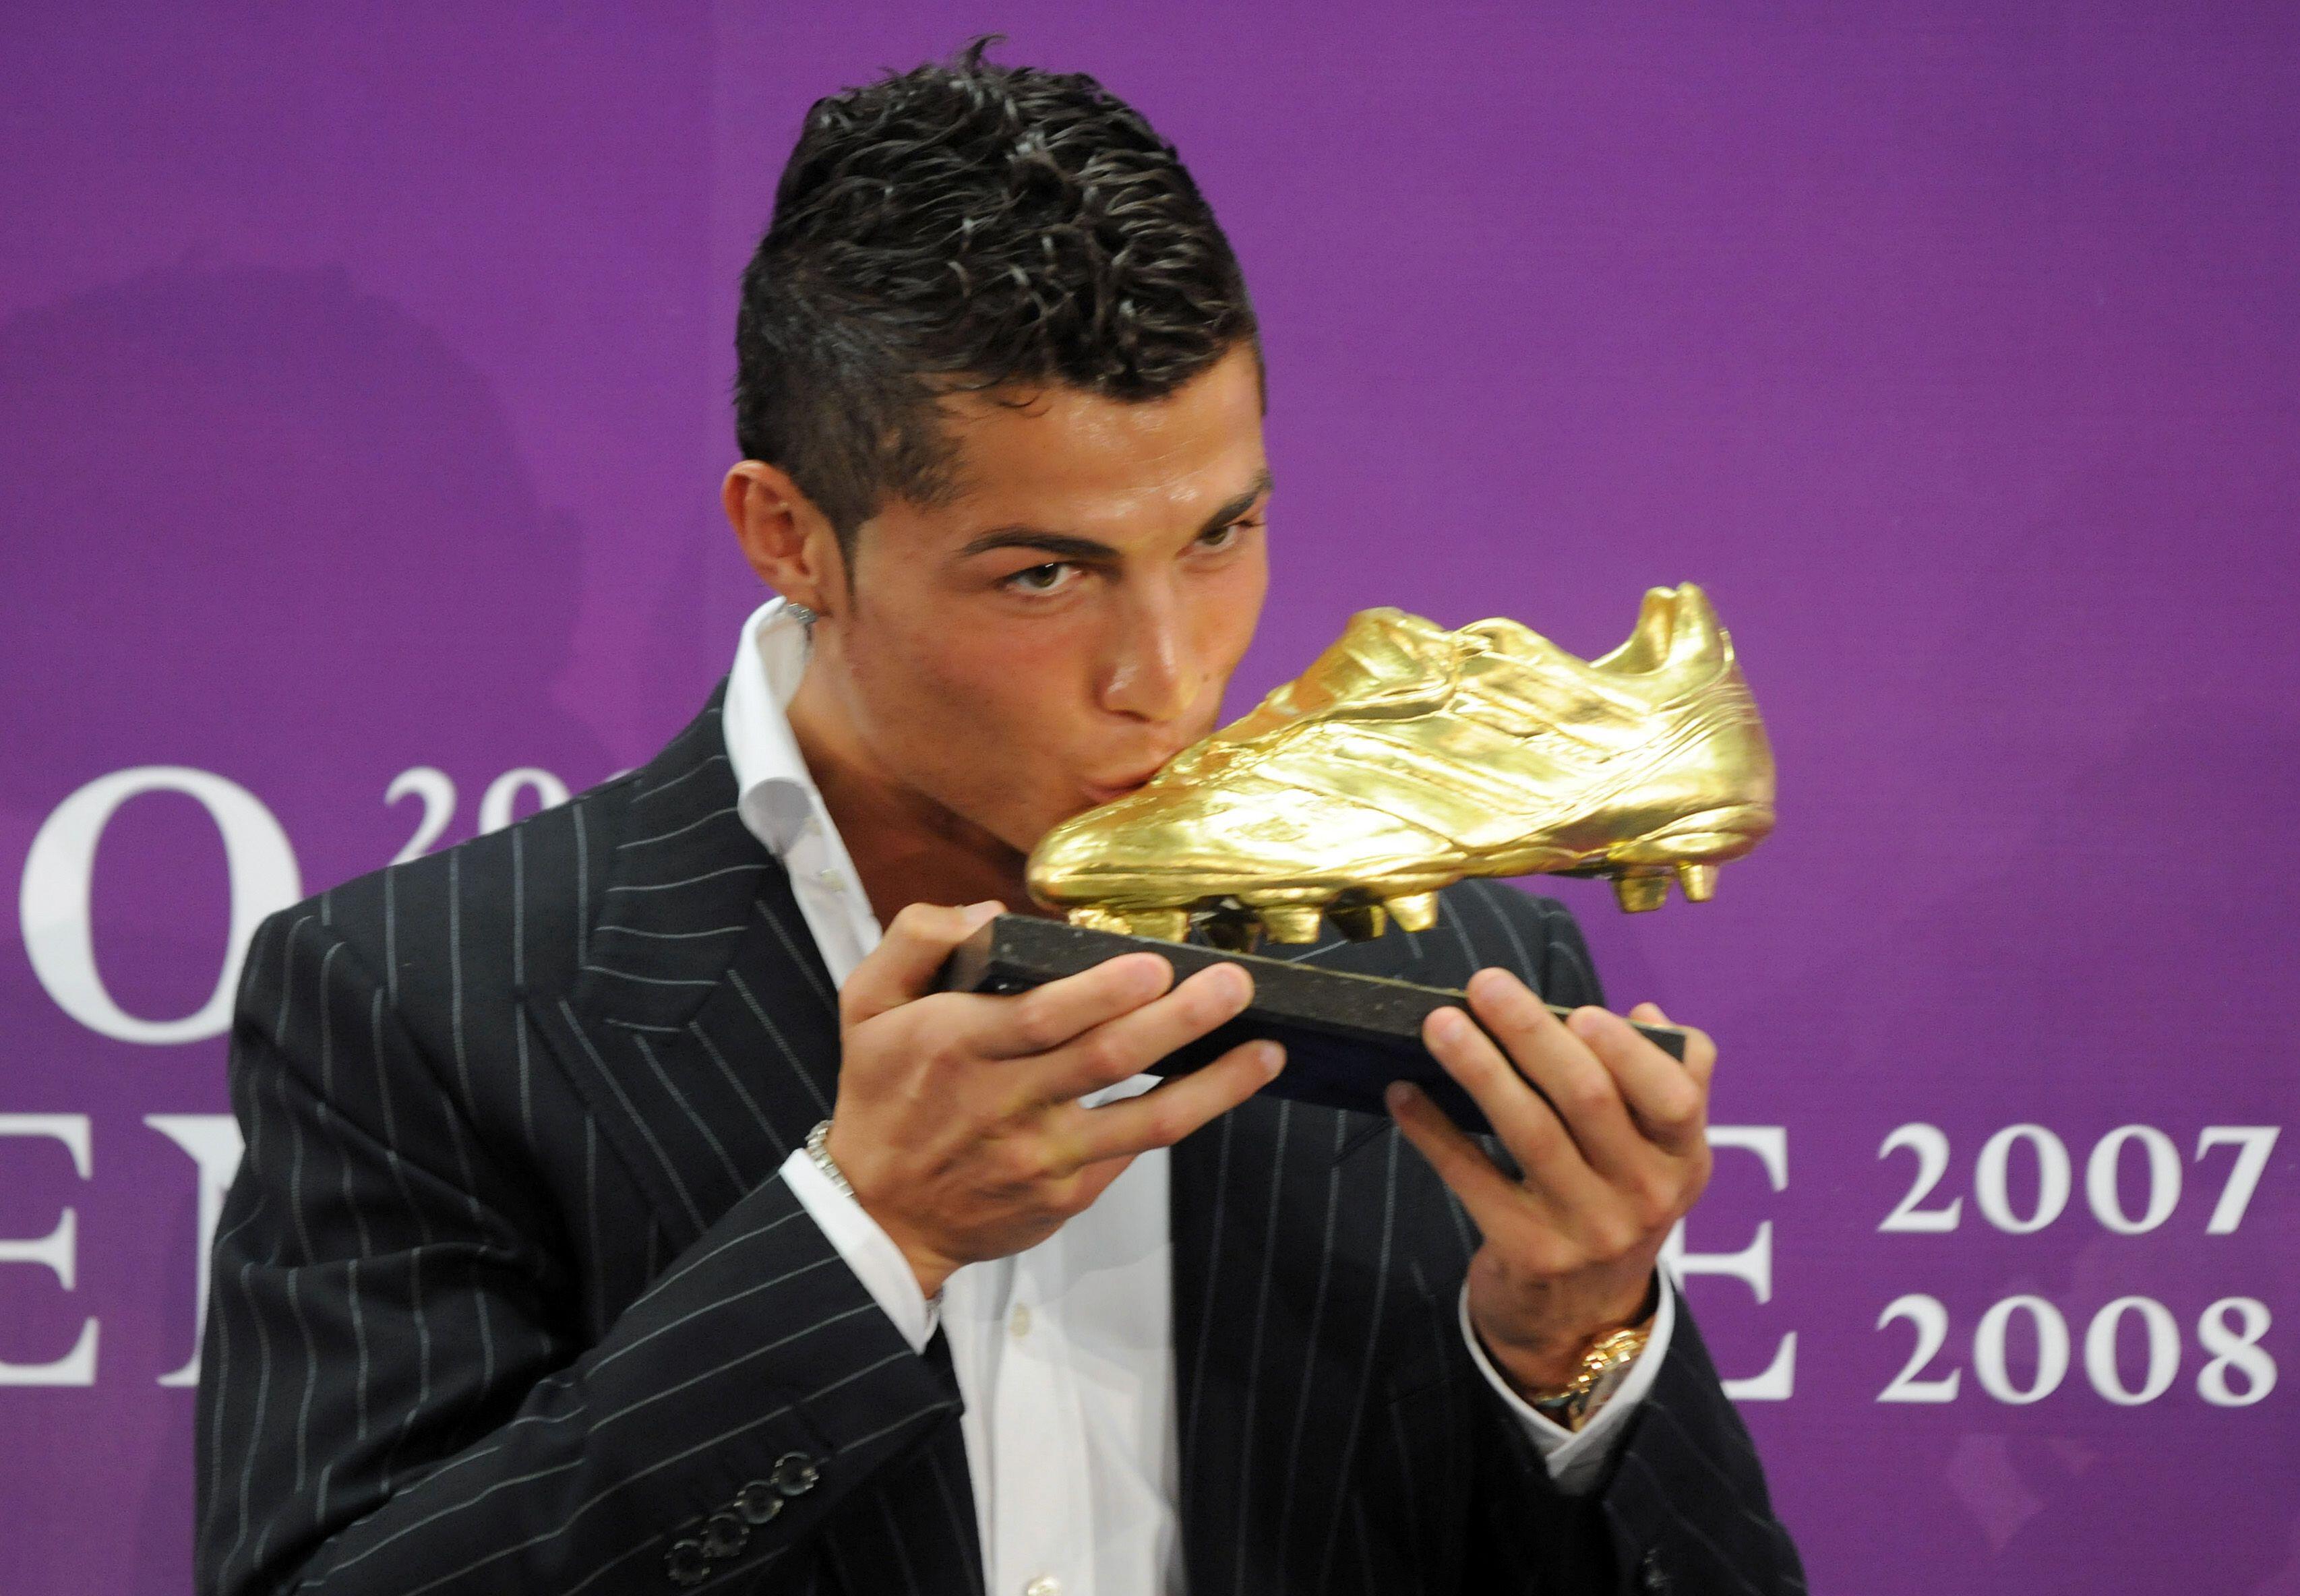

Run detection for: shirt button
[[1023, 1578, 1062, 1596], [1008, 1303, 1033, 1341]]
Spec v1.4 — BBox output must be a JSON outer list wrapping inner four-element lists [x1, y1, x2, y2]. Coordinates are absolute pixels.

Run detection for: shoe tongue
[[1281, 608, 1457, 717], [1156, 611, 1459, 789]]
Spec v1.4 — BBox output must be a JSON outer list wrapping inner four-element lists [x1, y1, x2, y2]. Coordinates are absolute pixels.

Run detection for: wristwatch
[[1525, 1321, 1652, 1432]]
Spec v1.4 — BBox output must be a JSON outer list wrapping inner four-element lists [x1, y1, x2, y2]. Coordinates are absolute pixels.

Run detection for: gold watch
[[1525, 1323, 1652, 1432]]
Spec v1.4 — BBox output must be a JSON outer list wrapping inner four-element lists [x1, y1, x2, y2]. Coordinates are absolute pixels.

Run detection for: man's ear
[[721, 460, 849, 614]]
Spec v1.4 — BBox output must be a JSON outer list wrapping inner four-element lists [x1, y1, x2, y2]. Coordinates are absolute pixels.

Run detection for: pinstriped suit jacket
[[194, 684, 1804, 1596]]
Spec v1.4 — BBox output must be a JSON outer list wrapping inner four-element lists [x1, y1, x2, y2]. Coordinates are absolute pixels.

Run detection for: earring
[[787, 601, 817, 628]]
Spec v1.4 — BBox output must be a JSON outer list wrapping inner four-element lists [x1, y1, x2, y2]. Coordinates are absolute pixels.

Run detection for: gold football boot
[[1026, 583, 1774, 946]]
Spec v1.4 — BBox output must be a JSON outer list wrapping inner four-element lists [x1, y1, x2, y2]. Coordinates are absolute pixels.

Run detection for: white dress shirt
[[724, 597, 1673, 1596]]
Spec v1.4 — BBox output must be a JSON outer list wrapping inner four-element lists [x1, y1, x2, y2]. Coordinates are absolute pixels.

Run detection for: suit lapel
[[525, 685, 841, 1252], [1172, 1095, 1412, 1595]]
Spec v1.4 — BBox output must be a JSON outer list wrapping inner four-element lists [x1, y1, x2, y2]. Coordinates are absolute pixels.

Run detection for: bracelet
[[1525, 1319, 1653, 1432], [804, 1119, 855, 1201]]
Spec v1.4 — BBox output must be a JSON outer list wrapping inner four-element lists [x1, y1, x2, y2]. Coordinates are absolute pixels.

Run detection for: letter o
[[20, 767, 301, 1045]]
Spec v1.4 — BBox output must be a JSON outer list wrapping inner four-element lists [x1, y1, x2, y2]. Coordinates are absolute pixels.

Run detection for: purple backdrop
[[5, 4, 2296, 1591]]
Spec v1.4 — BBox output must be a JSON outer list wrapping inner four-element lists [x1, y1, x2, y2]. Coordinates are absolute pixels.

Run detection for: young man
[[196, 44, 1802, 1596]]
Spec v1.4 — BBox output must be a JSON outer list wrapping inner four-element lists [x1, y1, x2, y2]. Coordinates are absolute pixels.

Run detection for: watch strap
[[1526, 1322, 1652, 1432]]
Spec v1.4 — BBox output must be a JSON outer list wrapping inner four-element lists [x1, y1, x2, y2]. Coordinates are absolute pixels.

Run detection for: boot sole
[[1058, 803, 1775, 944]]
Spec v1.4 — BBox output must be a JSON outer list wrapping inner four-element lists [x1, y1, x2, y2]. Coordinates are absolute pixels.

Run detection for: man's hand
[[825, 900, 1284, 1299], [1385, 967, 1715, 1394]]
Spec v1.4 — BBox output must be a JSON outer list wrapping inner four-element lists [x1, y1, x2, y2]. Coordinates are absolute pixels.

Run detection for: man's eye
[[1199, 518, 1261, 552], [1005, 562, 1076, 594]]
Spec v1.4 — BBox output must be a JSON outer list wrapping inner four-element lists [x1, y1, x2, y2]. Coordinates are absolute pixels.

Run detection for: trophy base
[[938, 913, 1687, 1134]]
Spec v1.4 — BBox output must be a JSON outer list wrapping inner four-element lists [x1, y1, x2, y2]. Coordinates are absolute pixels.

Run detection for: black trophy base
[[937, 913, 1687, 1134]]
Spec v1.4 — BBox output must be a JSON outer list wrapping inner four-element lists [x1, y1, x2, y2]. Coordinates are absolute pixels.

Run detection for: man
[[196, 42, 1803, 1596]]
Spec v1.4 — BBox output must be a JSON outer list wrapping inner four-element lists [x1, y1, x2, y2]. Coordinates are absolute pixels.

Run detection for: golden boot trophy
[[1026, 582, 1774, 946]]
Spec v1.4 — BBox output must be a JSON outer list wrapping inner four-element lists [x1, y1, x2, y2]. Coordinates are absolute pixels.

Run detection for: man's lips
[[1079, 761, 1173, 807]]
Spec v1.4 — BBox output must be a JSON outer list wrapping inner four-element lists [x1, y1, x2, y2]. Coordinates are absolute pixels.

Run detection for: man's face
[[819, 340, 1269, 857]]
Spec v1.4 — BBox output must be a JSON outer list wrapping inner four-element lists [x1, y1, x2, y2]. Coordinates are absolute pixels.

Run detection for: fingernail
[[967, 900, 1005, 923], [1470, 967, 1525, 1003], [1259, 1041, 1285, 1075], [1384, 1081, 1414, 1111], [1568, 1007, 1608, 1039]]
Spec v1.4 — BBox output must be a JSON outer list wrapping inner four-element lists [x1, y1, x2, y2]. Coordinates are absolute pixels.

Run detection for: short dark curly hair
[[733, 38, 1260, 557]]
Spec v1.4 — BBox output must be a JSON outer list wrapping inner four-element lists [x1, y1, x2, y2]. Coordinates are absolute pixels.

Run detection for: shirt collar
[[724, 596, 824, 856]]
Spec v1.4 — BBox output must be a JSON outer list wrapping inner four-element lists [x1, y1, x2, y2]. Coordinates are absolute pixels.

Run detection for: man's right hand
[[823, 899, 1283, 1299]]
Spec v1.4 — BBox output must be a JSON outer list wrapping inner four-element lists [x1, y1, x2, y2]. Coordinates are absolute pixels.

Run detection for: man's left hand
[[1385, 967, 1715, 1395]]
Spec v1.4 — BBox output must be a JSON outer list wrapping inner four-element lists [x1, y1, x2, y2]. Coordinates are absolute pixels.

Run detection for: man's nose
[[1098, 584, 1199, 724]]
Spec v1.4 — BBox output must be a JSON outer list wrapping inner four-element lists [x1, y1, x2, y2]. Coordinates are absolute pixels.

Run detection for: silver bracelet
[[804, 1119, 855, 1201]]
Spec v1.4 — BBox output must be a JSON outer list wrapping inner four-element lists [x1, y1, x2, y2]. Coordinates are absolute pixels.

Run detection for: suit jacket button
[[770, 1452, 820, 1496], [665, 1537, 713, 1586], [700, 1512, 749, 1559], [1639, 1551, 1669, 1593], [735, 1481, 783, 1525]]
